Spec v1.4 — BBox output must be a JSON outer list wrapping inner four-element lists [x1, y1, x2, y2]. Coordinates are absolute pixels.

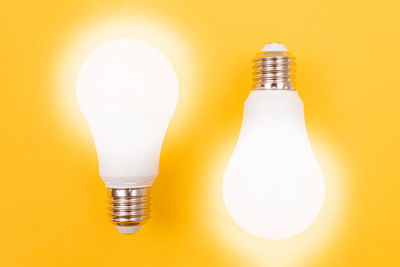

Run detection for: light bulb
[[77, 39, 178, 234], [223, 43, 325, 240]]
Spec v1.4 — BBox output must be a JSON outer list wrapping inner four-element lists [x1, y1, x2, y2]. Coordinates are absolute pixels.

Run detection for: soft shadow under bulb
[[223, 43, 325, 240], [77, 39, 178, 234]]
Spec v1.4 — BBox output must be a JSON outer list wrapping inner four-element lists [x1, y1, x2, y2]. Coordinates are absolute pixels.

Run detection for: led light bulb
[[223, 43, 325, 240], [77, 39, 178, 234]]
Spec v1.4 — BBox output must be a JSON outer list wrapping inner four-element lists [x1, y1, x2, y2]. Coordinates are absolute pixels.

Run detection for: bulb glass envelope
[[76, 39, 178, 188], [223, 90, 325, 240]]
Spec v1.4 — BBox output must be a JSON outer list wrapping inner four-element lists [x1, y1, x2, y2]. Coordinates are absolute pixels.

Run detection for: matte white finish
[[116, 226, 142, 234], [223, 90, 325, 240], [77, 39, 178, 188], [262, 43, 288, 52]]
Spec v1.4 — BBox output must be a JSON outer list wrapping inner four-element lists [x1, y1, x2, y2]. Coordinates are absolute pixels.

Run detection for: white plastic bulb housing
[[223, 44, 325, 240], [76, 39, 178, 233]]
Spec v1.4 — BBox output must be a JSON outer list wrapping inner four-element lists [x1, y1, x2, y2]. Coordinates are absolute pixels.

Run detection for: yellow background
[[1, 0, 400, 266]]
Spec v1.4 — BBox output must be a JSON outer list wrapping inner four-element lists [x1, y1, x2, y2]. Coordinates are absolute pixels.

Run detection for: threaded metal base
[[110, 187, 151, 227], [253, 48, 296, 90]]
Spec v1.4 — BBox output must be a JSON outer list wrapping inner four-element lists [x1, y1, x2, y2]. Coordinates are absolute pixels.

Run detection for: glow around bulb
[[223, 44, 325, 240], [77, 39, 178, 234]]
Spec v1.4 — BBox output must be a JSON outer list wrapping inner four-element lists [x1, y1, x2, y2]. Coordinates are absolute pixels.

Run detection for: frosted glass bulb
[[77, 39, 178, 234], [223, 43, 325, 240]]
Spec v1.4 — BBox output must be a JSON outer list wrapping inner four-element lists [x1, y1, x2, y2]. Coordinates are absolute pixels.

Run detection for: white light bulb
[[223, 43, 325, 240], [77, 39, 178, 234]]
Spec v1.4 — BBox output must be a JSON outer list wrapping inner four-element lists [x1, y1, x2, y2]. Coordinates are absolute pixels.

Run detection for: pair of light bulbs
[[77, 39, 325, 239]]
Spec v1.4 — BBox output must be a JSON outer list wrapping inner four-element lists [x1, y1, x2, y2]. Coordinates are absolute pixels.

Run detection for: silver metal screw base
[[253, 49, 296, 90], [110, 187, 151, 229]]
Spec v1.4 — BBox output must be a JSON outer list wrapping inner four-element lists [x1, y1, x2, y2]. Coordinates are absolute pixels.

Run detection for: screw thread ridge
[[253, 50, 296, 90], [110, 187, 151, 227]]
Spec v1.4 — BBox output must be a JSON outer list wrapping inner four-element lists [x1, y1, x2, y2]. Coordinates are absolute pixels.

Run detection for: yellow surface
[[1, 0, 399, 266]]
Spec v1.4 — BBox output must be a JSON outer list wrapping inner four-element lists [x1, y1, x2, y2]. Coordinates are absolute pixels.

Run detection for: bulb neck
[[253, 50, 296, 90], [110, 187, 151, 232]]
